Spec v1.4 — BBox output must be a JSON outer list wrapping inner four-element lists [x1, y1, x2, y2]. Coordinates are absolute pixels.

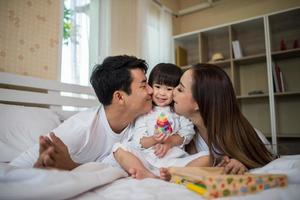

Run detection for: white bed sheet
[[74, 155, 300, 200], [1, 155, 299, 200], [0, 162, 127, 200]]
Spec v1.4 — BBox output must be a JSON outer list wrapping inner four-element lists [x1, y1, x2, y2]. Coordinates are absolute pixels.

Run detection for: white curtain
[[159, 6, 174, 65], [137, 0, 174, 75], [98, 0, 111, 64]]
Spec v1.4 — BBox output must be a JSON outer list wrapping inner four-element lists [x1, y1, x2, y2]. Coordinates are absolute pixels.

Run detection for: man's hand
[[154, 143, 171, 158], [217, 156, 248, 174], [34, 133, 79, 170], [33, 135, 55, 168]]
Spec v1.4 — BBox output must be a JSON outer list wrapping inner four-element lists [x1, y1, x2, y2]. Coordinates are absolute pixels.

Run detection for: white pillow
[[0, 103, 61, 162]]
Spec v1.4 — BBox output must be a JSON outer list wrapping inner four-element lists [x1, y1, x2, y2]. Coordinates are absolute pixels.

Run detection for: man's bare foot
[[128, 168, 157, 180], [159, 167, 171, 181]]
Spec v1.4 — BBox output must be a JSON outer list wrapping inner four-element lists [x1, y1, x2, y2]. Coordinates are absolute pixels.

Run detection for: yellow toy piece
[[185, 183, 207, 196]]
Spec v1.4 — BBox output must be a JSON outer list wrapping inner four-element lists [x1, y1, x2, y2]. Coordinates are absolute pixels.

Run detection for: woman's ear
[[194, 102, 199, 111]]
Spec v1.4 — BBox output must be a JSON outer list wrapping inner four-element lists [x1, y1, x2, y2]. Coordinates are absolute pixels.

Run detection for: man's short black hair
[[148, 63, 182, 87], [90, 55, 148, 106]]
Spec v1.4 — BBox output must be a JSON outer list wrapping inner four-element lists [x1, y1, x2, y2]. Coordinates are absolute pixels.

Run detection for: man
[[10, 55, 153, 170]]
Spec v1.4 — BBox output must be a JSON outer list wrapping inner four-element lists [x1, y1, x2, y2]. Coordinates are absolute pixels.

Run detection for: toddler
[[113, 63, 209, 179]]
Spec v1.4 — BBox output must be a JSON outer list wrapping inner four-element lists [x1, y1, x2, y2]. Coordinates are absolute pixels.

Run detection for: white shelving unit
[[174, 7, 300, 155]]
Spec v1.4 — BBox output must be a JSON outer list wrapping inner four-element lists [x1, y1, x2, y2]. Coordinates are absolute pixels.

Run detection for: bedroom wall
[[110, 0, 179, 57], [173, 0, 300, 35], [3, 1, 298, 80], [0, 0, 61, 80], [0, 0, 143, 80], [111, 0, 138, 56]]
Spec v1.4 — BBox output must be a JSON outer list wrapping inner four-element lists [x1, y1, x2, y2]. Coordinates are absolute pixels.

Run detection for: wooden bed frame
[[0, 72, 99, 120]]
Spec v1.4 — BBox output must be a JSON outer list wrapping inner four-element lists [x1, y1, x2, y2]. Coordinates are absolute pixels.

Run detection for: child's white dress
[[111, 106, 209, 174]]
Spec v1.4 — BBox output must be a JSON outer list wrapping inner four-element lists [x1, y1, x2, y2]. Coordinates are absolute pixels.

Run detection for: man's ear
[[112, 91, 125, 104]]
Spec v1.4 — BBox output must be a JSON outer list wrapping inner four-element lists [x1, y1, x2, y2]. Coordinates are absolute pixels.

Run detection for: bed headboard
[[0, 72, 99, 120]]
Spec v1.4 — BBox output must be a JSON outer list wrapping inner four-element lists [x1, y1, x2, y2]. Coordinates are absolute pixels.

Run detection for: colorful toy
[[169, 167, 288, 199], [155, 113, 173, 135]]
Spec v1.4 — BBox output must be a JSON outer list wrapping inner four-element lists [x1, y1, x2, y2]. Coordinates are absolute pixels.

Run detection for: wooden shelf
[[208, 59, 231, 67], [233, 53, 266, 65], [180, 60, 231, 70], [266, 134, 300, 138], [278, 134, 300, 138], [237, 91, 300, 99], [237, 93, 269, 99], [275, 91, 300, 97], [272, 48, 300, 60]]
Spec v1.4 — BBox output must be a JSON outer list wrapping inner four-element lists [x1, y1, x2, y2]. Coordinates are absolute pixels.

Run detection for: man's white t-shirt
[[10, 105, 133, 167]]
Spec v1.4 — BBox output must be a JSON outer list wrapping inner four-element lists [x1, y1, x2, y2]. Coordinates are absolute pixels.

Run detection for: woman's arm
[[185, 140, 197, 154], [217, 156, 248, 174]]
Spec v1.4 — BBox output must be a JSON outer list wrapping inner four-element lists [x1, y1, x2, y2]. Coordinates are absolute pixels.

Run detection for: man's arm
[[185, 140, 197, 154]]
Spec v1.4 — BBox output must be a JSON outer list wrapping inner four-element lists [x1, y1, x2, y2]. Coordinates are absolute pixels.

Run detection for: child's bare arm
[[163, 133, 184, 148], [139, 130, 171, 148], [153, 134, 184, 158], [140, 133, 184, 149], [140, 136, 158, 148], [154, 143, 171, 158]]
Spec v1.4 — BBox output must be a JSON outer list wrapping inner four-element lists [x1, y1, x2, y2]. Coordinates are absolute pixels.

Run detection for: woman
[[169, 63, 274, 175]]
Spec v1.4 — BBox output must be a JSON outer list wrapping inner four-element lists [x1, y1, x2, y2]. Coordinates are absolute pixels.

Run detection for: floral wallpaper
[[0, 0, 61, 80]]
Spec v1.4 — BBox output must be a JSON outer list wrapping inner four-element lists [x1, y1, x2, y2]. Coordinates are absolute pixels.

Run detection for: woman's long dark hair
[[191, 63, 273, 169]]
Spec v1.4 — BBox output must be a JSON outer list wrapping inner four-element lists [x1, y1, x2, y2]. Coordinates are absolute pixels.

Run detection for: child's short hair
[[148, 63, 182, 87]]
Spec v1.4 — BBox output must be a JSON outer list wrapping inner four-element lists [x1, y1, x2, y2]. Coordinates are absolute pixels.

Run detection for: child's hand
[[217, 156, 248, 174], [153, 131, 169, 143], [154, 143, 171, 158]]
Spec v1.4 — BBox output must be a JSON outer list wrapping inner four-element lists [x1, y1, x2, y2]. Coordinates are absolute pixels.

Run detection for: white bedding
[[0, 162, 127, 200], [1, 155, 300, 200], [0, 104, 299, 199]]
